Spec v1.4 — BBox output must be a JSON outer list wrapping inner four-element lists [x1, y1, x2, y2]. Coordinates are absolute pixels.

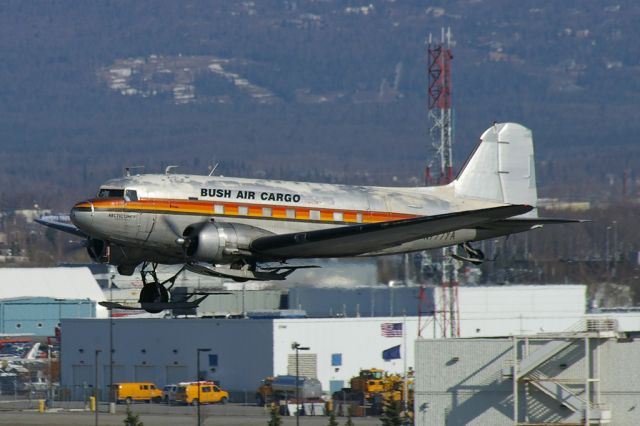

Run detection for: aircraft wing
[[250, 204, 532, 259], [35, 215, 86, 238]]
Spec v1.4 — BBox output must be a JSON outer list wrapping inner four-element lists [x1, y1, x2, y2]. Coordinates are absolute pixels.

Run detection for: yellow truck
[[111, 382, 163, 404], [175, 381, 229, 406]]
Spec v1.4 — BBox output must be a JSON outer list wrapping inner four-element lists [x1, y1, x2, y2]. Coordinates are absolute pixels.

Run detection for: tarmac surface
[[0, 401, 383, 425]]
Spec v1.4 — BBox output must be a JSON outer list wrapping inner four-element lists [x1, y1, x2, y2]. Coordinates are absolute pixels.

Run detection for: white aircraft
[[38, 123, 578, 311]]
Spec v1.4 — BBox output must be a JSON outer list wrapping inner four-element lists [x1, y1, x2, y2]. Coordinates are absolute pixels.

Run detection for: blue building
[[0, 267, 106, 337], [0, 297, 96, 336]]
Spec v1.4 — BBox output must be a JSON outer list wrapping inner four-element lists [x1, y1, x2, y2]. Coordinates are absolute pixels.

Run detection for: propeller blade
[[162, 216, 188, 246]]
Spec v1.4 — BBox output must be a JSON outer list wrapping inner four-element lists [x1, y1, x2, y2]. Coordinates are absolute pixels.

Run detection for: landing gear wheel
[[139, 283, 169, 313]]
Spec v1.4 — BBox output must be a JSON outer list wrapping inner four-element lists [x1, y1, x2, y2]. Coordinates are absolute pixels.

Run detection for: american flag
[[380, 322, 403, 337]]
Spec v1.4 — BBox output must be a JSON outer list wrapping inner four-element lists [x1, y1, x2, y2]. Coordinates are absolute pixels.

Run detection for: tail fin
[[454, 122, 538, 216], [24, 342, 41, 360]]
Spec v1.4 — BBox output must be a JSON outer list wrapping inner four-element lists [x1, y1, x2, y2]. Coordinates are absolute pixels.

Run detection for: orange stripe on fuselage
[[88, 198, 418, 224]]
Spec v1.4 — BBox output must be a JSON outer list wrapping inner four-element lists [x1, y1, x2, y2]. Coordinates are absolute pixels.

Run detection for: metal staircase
[[506, 318, 617, 425], [517, 339, 573, 377]]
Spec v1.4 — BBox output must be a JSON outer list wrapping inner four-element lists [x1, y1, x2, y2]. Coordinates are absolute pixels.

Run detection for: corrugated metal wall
[[415, 336, 640, 425]]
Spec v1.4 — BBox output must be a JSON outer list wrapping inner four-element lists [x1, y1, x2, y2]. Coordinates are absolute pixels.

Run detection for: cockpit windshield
[[97, 188, 124, 198]]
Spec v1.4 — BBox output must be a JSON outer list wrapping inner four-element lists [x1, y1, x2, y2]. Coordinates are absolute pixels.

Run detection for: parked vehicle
[[162, 384, 180, 404], [175, 381, 229, 406], [256, 375, 323, 406], [332, 368, 413, 416], [111, 382, 162, 404]]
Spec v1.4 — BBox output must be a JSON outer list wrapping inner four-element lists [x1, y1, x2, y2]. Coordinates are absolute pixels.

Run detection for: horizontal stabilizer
[[99, 296, 208, 311]]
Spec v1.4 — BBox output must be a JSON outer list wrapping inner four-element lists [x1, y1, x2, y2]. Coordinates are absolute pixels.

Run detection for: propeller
[[161, 216, 205, 259]]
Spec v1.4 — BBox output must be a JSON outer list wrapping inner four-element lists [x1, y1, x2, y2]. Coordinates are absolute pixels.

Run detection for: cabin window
[[214, 205, 224, 214], [333, 212, 344, 222], [262, 207, 272, 217], [286, 209, 295, 219], [124, 189, 138, 202], [356, 213, 363, 223], [97, 188, 124, 198], [310, 210, 321, 221], [238, 206, 248, 215]]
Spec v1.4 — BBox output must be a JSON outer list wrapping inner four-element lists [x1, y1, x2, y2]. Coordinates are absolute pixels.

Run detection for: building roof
[[0, 267, 107, 318]]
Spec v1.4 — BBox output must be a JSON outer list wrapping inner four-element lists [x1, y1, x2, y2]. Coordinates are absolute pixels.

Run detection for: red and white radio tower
[[423, 27, 460, 338], [426, 27, 454, 186]]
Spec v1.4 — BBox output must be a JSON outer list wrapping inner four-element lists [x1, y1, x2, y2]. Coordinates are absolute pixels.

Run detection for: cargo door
[[165, 365, 188, 385], [120, 189, 142, 241]]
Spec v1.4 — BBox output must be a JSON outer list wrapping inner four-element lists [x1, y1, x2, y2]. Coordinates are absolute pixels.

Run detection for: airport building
[[414, 314, 640, 425], [60, 284, 592, 401], [0, 267, 106, 336]]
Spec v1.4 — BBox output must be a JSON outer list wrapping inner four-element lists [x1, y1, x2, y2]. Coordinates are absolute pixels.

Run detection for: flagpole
[[402, 314, 408, 423]]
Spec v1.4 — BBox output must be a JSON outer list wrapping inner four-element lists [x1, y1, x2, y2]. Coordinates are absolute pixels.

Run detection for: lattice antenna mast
[[426, 27, 454, 185], [425, 28, 459, 338]]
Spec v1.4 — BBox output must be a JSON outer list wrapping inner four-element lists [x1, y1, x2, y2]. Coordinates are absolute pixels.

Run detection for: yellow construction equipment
[[332, 368, 413, 416]]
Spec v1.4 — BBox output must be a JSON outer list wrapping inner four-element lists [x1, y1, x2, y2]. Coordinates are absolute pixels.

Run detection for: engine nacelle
[[85, 239, 182, 275], [183, 221, 272, 263]]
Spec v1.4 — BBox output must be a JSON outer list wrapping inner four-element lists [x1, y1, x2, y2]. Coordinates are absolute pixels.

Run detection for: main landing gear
[[138, 262, 184, 313]]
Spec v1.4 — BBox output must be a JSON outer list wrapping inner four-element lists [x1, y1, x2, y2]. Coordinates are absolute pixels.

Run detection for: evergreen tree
[[380, 398, 402, 426], [344, 405, 354, 426], [327, 410, 338, 426], [267, 404, 282, 426], [123, 404, 144, 426]]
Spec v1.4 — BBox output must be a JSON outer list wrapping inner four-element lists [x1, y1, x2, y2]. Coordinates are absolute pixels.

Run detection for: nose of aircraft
[[70, 201, 94, 231]]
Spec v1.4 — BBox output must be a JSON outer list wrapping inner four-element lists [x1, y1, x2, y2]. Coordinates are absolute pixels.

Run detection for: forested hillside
[[0, 0, 639, 210]]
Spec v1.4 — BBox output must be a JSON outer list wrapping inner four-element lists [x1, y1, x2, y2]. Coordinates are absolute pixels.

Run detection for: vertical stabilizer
[[455, 123, 537, 216], [24, 342, 41, 360]]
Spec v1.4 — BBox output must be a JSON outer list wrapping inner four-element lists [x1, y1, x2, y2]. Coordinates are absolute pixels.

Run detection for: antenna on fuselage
[[165, 165, 180, 175], [124, 166, 145, 177], [208, 162, 219, 176]]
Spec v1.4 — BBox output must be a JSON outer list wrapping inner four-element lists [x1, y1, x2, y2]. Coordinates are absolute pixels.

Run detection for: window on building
[[208, 354, 218, 367], [331, 353, 342, 366]]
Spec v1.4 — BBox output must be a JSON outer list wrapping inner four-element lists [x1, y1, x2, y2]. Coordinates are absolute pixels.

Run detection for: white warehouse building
[[414, 314, 640, 425], [61, 284, 591, 400]]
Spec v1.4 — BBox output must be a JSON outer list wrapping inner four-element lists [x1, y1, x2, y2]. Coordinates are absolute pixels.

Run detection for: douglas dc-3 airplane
[[38, 123, 578, 312]]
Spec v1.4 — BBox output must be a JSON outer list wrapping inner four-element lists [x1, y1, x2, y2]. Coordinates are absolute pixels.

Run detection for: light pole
[[109, 270, 115, 408], [291, 342, 309, 426], [95, 349, 101, 426], [196, 348, 211, 426]]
